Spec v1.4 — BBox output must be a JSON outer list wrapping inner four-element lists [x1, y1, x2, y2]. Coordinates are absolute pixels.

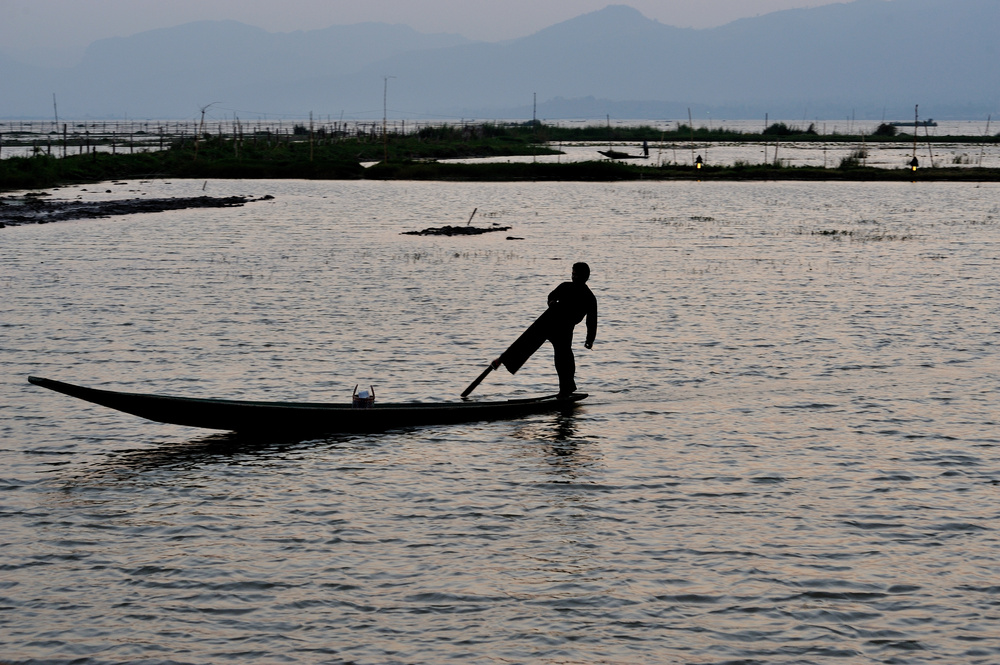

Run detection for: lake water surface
[[2, 178, 999, 664]]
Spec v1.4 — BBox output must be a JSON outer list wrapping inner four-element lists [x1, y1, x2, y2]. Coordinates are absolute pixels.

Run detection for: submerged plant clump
[[0, 193, 268, 228], [401, 224, 512, 236], [811, 228, 914, 241], [393, 248, 523, 263]]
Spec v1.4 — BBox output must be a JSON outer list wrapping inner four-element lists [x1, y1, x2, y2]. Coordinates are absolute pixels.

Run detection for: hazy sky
[[4, 0, 850, 52]]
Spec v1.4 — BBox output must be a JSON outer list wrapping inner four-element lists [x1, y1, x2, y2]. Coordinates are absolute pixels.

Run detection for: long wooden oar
[[461, 362, 496, 398], [462, 308, 555, 398]]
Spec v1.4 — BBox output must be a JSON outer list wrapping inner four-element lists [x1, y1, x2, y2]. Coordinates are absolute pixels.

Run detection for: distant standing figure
[[642, 140, 649, 157], [493, 262, 598, 397]]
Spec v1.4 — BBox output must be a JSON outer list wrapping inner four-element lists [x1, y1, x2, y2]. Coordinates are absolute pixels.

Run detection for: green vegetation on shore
[[520, 120, 1000, 144], [0, 126, 562, 190], [2, 121, 999, 192]]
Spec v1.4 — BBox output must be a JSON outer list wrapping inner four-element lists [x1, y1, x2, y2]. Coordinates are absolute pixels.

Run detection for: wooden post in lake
[[233, 116, 239, 159], [688, 108, 695, 165], [978, 115, 991, 166], [532, 93, 538, 163], [924, 122, 934, 166], [194, 104, 213, 162], [383, 78, 390, 162], [763, 113, 768, 163]]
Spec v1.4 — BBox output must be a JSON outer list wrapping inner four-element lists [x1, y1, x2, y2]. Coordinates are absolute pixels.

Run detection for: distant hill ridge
[[2, 0, 997, 120]]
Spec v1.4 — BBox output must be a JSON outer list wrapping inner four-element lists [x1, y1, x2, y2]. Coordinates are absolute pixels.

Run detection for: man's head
[[572, 262, 590, 283]]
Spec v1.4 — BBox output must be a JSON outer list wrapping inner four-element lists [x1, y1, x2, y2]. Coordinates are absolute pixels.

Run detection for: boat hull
[[599, 150, 646, 159], [28, 376, 586, 434]]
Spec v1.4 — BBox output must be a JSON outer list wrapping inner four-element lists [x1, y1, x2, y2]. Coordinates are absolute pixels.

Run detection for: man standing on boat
[[492, 262, 598, 397]]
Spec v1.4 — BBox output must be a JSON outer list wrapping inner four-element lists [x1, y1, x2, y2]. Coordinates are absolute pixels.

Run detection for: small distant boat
[[599, 149, 647, 160], [28, 376, 586, 435], [889, 119, 938, 127]]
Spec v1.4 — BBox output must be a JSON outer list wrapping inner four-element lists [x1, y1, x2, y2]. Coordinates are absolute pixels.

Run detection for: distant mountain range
[[2, 0, 998, 121]]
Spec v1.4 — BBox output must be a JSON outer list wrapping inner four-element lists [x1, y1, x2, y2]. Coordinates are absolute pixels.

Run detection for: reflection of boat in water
[[599, 150, 647, 160], [28, 376, 586, 434], [889, 119, 938, 127]]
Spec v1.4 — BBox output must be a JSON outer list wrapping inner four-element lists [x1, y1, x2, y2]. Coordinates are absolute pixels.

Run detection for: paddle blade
[[461, 364, 494, 398]]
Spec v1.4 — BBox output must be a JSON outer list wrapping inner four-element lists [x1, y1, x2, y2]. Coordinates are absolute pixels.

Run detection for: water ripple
[[2, 179, 1000, 663]]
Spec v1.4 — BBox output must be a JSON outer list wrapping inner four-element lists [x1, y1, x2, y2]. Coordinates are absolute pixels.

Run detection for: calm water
[[2, 178, 999, 664]]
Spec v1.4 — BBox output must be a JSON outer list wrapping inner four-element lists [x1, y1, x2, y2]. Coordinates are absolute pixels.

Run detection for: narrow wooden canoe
[[28, 376, 586, 434], [598, 150, 647, 160]]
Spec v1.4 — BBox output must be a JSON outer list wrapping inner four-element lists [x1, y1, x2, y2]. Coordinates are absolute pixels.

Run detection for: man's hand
[[584, 341, 593, 350]]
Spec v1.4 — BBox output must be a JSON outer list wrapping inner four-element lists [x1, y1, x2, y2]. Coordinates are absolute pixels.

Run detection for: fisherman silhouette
[[492, 262, 598, 398]]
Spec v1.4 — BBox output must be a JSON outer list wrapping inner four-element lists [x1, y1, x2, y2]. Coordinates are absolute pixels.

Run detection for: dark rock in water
[[401, 225, 512, 236], [0, 194, 271, 228]]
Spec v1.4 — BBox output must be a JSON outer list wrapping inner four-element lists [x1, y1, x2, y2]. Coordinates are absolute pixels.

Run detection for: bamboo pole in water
[[194, 107, 206, 162], [763, 113, 768, 163], [925, 123, 934, 166], [978, 115, 991, 166], [688, 108, 695, 165], [383, 78, 391, 162]]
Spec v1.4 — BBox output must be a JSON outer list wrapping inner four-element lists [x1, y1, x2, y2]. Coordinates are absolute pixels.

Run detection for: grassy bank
[[503, 120, 1000, 144], [0, 151, 365, 191], [0, 130, 563, 191], [3, 123, 1000, 192]]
